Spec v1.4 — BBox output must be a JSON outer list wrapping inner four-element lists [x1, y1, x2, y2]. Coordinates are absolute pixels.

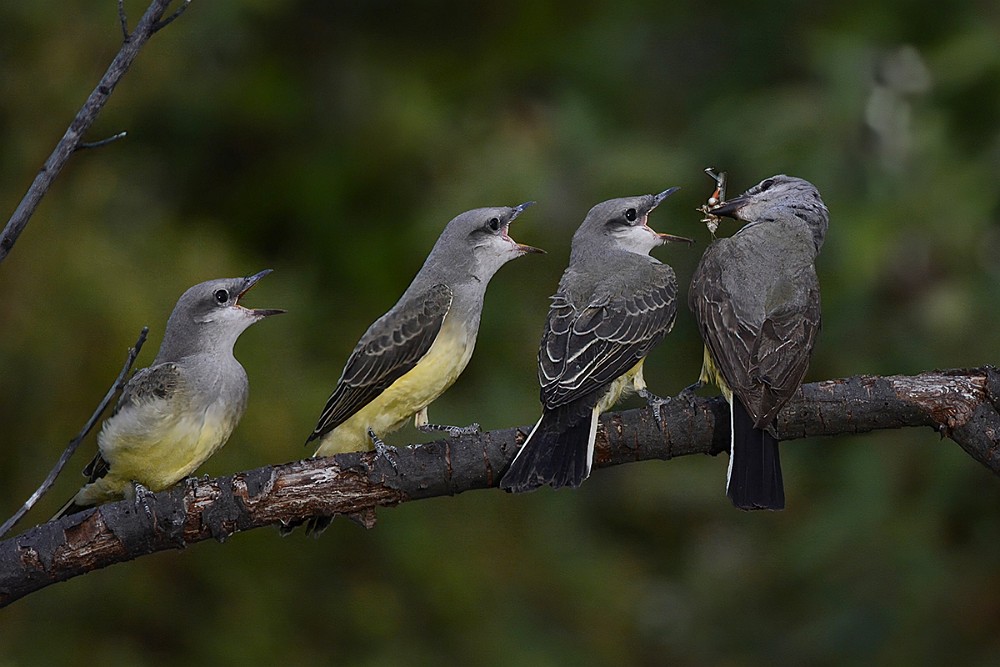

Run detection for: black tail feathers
[[727, 399, 785, 510], [277, 515, 333, 537], [499, 411, 594, 493]]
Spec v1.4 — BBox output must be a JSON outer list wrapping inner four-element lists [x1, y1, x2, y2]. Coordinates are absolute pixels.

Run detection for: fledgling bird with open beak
[[295, 203, 542, 533], [55, 270, 284, 518], [500, 188, 692, 493], [689, 174, 828, 510], [306, 203, 542, 460]]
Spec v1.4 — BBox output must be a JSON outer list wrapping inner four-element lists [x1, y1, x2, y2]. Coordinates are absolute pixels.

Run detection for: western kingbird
[[54, 270, 284, 518], [307, 203, 542, 457], [689, 175, 828, 510], [500, 189, 692, 493]]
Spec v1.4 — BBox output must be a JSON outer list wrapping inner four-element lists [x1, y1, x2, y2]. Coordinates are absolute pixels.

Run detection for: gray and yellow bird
[[500, 189, 691, 493], [689, 175, 828, 510], [307, 203, 542, 457], [55, 270, 284, 518]]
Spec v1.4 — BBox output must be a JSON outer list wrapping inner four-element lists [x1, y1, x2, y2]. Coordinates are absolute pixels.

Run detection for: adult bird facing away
[[688, 174, 828, 510], [54, 270, 284, 519], [500, 188, 693, 493], [296, 204, 542, 533]]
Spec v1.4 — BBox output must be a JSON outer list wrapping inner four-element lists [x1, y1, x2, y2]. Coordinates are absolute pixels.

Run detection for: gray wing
[[82, 362, 183, 482], [539, 265, 677, 409], [689, 248, 820, 427], [752, 282, 821, 424], [309, 283, 453, 440]]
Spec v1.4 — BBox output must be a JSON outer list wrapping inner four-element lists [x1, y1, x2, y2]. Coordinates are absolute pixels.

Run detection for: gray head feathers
[[156, 269, 284, 362], [711, 175, 829, 252], [570, 188, 691, 263], [415, 203, 543, 287]]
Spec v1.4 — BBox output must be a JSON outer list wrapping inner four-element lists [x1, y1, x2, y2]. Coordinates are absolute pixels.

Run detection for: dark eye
[[214, 289, 229, 304], [487, 217, 501, 232], [625, 208, 637, 222], [759, 179, 775, 191]]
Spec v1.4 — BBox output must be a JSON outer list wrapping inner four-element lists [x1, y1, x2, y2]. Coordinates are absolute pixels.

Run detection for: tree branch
[[1, 366, 998, 607], [0, 327, 148, 540], [0, 0, 191, 266]]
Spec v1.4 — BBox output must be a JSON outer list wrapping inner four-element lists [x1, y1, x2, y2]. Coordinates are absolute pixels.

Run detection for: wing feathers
[[539, 266, 677, 409], [310, 284, 453, 439], [690, 241, 820, 426]]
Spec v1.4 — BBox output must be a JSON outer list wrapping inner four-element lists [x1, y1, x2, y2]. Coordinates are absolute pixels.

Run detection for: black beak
[[710, 195, 749, 219], [510, 201, 536, 221], [238, 269, 286, 317], [651, 187, 681, 209], [508, 201, 545, 254]]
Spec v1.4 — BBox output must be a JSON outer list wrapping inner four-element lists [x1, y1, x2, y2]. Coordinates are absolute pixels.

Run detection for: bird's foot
[[418, 422, 481, 437], [638, 388, 670, 430], [677, 380, 704, 410], [130, 481, 154, 521], [368, 428, 398, 472]]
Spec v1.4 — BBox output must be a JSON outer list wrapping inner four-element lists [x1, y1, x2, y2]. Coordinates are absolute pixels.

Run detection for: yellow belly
[[314, 317, 475, 456], [699, 345, 733, 402], [73, 401, 239, 506], [596, 358, 647, 414]]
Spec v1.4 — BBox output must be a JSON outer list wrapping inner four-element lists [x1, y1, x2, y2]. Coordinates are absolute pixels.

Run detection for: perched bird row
[[53, 172, 828, 528]]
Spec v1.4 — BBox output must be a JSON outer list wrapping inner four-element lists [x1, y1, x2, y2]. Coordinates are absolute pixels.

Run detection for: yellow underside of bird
[[699, 344, 740, 488], [313, 316, 476, 456], [599, 358, 648, 413], [71, 402, 240, 507], [698, 345, 733, 402]]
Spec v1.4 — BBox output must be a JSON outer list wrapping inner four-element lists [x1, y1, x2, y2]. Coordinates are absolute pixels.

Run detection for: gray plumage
[[307, 203, 542, 454], [56, 270, 284, 518], [689, 174, 828, 509], [310, 283, 453, 433], [501, 189, 690, 493]]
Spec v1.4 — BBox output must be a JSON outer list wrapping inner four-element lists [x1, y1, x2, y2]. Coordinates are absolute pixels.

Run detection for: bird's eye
[[625, 208, 637, 222], [487, 217, 501, 232], [759, 179, 775, 191], [214, 289, 229, 304]]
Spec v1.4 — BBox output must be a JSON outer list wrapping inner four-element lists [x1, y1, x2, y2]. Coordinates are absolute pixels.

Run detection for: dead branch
[[0, 328, 149, 540], [1, 366, 998, 607], [0, 0, 192, 266]]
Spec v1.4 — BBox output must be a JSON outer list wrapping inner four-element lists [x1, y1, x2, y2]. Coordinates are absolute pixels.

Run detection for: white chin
[[616, 227, 659, 255]]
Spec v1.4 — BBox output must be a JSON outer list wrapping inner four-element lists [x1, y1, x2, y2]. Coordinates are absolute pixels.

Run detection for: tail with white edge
[[726, 398, 785, 510], [500, 408, 598, 493]]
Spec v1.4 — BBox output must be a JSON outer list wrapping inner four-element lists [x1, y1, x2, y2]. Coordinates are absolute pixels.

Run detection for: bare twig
[[0, 328, 148, 540], [75, 131, 128, 151], [1, 366, 997, 607], [0, 0, 192, 267], [152, 0, 192, 33], [118, 0, 129, 40]]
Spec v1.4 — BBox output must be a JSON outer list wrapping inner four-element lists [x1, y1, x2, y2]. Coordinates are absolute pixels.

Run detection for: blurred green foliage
[[2, 0, 1000, 664]]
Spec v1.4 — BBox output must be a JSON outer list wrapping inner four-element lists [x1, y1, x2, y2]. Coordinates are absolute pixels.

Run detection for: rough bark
[[2, 366, 998, 607]]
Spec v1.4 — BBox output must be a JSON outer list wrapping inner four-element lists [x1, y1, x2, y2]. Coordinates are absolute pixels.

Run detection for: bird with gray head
[[296, 204, 541, 532], [307, 202, 542, 455], [54, 270, 284, 519], [688, 174, 828, 510], [500, 188, 692, 493]]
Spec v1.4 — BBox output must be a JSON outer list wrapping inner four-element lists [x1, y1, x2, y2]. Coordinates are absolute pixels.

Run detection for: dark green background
[[2, 1, 999, 664]]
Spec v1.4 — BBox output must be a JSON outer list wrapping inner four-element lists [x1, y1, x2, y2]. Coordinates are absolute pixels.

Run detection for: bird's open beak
[[238, 269, 286, 317], [651, 186, 681, 209], [709, 195, 749, 219], [507, 201, 546, 255], [645, 187, 694, 245], [656, 232, 695, 245]]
